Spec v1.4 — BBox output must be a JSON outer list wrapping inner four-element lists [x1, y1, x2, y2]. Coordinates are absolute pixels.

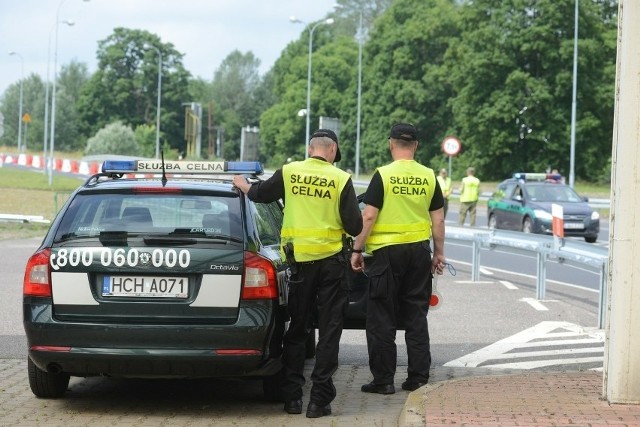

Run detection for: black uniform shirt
[[363, 170, 445, 211], [246, 157, 363, 237]]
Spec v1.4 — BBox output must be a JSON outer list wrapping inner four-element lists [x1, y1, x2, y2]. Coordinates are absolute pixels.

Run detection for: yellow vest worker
[[350, 122, 446, 395], [458, 167, 481, 226], [281, 158, 350, 262], [232, 129, 362, 418]]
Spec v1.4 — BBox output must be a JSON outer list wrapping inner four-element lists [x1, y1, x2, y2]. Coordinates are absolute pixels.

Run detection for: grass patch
[[0, 167, 82, 220], [0, 222, 50, 241]]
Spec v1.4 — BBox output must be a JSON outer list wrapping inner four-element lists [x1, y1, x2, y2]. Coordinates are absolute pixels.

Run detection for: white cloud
[[0, 0, 338, 95]]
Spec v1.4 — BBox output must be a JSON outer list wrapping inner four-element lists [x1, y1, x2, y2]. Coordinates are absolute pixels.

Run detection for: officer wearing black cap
[[233, 129, 362, 418], [350, 123, 446, 394]]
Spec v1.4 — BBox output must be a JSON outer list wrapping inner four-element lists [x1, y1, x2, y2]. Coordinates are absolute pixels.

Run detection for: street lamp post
[[49, 0, 89, 187], [144, 43, 162, 159], [569, 0, 579, 188], [44, 20, 74, 174], [355, 11, 364, 179], [8, 51, 24, 152], [290, 16, 334, 158]]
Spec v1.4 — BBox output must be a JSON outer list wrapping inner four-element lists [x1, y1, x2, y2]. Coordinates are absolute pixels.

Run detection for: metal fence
[[445, 226, 609, 328]]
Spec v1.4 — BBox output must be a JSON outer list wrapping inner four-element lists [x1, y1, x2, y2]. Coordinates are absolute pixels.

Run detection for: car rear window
[[53, 191, 242, 240]]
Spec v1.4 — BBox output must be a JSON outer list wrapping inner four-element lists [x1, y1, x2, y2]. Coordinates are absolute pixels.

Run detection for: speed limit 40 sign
[[441, 136, 461, 156]]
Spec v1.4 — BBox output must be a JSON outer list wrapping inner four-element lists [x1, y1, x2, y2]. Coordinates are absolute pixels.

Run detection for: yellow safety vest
[[436, 175, 452, 198], [366, 160, 436, 253], [281, 158, 350, 262], [460, 176, 480, 202]]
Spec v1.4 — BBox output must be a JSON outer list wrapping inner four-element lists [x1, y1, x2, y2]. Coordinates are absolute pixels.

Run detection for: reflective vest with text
[[366, 160, 436, 253], [281, 158, 349, 262]]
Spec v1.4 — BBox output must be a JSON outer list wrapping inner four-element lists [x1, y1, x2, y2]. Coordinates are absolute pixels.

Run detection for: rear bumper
[[24, 298, 285, 379], [28, 348, 282, 378]]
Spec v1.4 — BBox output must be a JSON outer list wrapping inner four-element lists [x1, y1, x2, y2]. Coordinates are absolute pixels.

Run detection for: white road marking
[[499, 280, 518, 290], [521, 297, 549, 311], [444, 321, 605, 370], [479, 267, 494, 275], [455, 281, 495, 284]]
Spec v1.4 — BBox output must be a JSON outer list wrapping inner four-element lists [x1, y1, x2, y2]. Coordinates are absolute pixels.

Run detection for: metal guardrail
[[445, 226, 609, 328], [0, 213, 51, 224]]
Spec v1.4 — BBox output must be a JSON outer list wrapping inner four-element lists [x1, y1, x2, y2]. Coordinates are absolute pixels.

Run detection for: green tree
[[208, 50, 263, 160], [359, 0, 461, 172], [261, 36, 357, 166], [54, 61, 89, 151], [85, 121, 139, 156], [77, 28, 191, 154], [0, 74, 46, 152], [445, 0, 616, 181], [134, 123, 156, 158]]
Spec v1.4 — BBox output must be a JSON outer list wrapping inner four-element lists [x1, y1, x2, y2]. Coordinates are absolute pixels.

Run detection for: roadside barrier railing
[[445, 226, 609, 328]]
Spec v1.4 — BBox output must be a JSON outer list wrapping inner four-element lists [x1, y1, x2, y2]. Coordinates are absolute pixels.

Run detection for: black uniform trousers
[[280, 254, 348, 406], [365, 240, 432, 385]]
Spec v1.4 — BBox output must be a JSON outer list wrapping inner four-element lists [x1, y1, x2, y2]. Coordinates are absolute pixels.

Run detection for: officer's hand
[[431, 255, 445, 275], [351, 252, 364, 272], [232, 175, 249, 193]]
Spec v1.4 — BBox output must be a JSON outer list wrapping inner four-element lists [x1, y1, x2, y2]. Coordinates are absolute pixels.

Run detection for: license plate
[[103, 276, 188, 298], [564, 222, 584, 230]]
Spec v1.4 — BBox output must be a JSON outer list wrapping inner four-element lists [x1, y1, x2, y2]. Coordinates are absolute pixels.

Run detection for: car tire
[[262, 372, 283, 402], [585, 236, 597, 243], [522, 217, 533, 234], [305, 329, 316, 359], [27, 357, 70, 398], [488, 214, 497, 230]]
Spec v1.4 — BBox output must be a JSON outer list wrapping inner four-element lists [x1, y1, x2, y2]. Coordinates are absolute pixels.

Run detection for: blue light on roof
[[227, 161, 263, 175], [102, 160, 137, 173]]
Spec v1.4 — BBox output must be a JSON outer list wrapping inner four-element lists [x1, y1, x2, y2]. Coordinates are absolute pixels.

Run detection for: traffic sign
[[441, 136, 461, 156]]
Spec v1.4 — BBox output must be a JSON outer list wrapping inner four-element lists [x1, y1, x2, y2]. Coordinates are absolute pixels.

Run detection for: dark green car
[[486, 173, 600, 243], [22, 160, 367, 399]]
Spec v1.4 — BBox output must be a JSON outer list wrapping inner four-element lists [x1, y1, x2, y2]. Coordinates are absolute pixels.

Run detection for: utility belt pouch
[[283, 241, 301, 283], [341, 233, 354, 263]]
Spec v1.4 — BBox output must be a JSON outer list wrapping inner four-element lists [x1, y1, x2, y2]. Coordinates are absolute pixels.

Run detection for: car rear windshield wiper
[[143, 236, 198, 245], [168, 228, 243, 243], [54, 232, 98, 243]]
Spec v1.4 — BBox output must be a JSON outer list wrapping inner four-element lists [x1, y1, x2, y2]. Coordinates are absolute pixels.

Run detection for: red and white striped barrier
[[0, 152, 101, 177]]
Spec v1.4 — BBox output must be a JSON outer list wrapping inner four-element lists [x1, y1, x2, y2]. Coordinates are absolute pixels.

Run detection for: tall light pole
[[144, 43, 162, 159], [49, 0, 89, 187], [355, 11, 364, 179], [290, 16, 334, 158], [569, 0, 578, 188], [44, 19, 74, 173], [8, 51, 24, 152]]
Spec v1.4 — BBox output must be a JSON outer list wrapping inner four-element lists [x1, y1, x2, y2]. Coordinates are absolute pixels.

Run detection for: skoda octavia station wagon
[[487, 172, 600, 243], [23, 160, 298, 399]]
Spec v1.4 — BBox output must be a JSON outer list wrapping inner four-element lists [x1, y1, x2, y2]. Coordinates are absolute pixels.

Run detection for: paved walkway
[[401, 371, 640, 426], [5, 355, 639, 426]]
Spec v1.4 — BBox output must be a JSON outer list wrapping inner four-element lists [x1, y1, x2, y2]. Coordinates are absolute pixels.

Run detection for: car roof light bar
[[513, 172, 563, 182], [101, 160, 263, 175]]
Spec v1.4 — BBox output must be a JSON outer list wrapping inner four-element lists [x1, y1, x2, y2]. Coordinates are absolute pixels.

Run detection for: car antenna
[[160, 149, 168, 187]]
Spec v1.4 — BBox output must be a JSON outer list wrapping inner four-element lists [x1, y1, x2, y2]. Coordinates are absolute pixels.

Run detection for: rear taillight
[[241, 251, 278, 300], [24, 248, 52, 297]]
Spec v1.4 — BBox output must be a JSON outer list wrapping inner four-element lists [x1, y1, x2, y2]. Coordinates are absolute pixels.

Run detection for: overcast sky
[[0, 0, 339, 96]]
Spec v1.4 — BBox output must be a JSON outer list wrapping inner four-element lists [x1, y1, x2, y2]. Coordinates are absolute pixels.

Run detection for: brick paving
[[3, 357, 640, 426], [400, 371, 640, 427]]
